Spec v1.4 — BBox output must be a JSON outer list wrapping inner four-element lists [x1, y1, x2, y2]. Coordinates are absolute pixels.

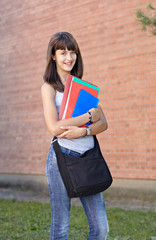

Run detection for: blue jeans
[[46, 143, 109, 240]]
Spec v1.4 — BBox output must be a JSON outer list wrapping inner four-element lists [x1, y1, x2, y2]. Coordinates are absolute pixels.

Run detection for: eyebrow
[[60, 49, 75, 53]]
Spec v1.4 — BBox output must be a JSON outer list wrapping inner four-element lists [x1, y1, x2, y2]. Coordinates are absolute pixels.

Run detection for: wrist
[[82, 127, 87, 137]]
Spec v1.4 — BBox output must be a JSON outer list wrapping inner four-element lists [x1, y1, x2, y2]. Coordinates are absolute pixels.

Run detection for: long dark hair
[[43, 32, 83, 92]]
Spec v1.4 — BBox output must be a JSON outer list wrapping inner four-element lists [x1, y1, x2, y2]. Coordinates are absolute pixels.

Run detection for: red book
[[59, 75, 73, 120], [65, 79, 99, 119], [59, 75, 100, 120]]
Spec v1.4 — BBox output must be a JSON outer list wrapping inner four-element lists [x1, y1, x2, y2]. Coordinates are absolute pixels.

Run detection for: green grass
[[0, 199, 156, 240]]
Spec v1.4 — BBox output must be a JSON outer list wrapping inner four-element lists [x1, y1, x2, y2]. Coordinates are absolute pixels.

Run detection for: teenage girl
[[41, 32, 109, 240]]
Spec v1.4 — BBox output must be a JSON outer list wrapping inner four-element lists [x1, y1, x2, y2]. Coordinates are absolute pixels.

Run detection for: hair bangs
[[54, 33, 78, 53]]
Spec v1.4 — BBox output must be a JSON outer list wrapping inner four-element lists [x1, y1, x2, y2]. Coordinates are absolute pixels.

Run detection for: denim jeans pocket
[[60, 146, 82, 157]]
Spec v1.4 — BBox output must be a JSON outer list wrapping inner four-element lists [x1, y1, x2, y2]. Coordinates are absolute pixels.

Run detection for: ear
[[52, 55, 55, 61]]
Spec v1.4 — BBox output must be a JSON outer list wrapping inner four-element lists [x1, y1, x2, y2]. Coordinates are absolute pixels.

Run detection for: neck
[[57, 69, 70, 85]]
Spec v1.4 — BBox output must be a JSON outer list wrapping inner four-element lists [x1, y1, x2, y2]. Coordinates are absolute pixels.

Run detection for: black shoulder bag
[[53, 135, 113, 198]]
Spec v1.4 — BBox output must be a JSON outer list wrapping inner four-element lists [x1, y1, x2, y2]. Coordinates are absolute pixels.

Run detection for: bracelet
[[88, 111, 92, 123]]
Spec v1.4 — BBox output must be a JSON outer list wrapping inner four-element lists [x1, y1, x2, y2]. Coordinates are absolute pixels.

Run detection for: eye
[[71, 51, 76, 56], [59, 49, 67, 55]]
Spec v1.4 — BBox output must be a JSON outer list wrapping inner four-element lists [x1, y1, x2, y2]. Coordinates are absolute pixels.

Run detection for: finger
[[60, 126, 67, 129], [57, 132, 67, 138], [57, 130, 70, 138], [60, 126, 73, 130]]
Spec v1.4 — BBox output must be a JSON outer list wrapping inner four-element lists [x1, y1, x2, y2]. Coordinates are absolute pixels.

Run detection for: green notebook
[[73, 77, 100, 97]]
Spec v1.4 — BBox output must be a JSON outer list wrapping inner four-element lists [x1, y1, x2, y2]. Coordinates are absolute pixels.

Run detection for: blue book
[[72, 89, 99, 126]]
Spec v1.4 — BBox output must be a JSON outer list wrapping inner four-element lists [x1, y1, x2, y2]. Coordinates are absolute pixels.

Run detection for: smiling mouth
[[65, 62, 73, 66]]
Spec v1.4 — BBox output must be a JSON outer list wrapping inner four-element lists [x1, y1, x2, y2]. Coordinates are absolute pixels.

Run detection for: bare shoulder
[[41, 82, 55, 98]]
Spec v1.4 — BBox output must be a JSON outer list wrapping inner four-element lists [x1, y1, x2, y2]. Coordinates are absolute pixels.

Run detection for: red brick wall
[[0, 0, 156, 179]]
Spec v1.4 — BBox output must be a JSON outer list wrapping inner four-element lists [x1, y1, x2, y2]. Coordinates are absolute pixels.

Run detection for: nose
[[66, 53, 72, 60]]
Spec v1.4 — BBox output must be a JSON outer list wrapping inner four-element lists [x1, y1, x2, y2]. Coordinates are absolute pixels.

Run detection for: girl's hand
[[89, 108, 100, 123], [57, 126, 86, 139]]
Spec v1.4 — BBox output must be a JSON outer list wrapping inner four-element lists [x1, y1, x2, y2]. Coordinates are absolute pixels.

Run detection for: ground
[[0, 187, 155, 212]]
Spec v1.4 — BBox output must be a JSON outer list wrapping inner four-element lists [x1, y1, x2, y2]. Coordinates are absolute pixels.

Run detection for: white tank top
[[55, 91, 94, 154]]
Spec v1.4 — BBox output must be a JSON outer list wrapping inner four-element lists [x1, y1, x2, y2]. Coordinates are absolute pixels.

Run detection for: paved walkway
[[0, 187, 156, 212]]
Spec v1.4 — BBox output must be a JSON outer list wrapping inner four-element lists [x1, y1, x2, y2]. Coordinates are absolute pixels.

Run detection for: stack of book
[[59, 74, 100, 126]]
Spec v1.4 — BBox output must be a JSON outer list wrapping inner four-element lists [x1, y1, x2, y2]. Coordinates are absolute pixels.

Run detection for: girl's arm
[[87, 104, 108, 135], [41, 82, 99, 136], [58, 105, 108, 139]]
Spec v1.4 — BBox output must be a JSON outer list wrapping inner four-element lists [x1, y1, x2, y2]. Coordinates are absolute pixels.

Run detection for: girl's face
[[53, 48, 77, 75]]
